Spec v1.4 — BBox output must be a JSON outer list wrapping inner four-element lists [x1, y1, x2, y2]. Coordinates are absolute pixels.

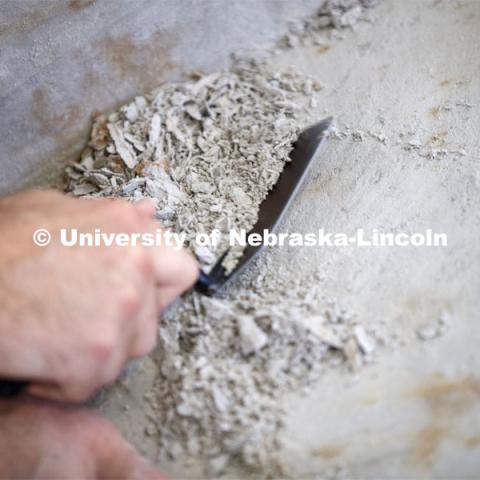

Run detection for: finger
[[91, 416, 167, 480], [129, 460, 168, 480], [134, 199, 156, 219], [152, 248, 199, 309], [155, 285, 187, 312], [101, 453, 167, 480], [2, 400, 167, 480]]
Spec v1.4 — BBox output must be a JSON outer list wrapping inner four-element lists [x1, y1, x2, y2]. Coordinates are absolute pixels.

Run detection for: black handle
[[0, 379, 29, 398], [195, 270, 215, 295]]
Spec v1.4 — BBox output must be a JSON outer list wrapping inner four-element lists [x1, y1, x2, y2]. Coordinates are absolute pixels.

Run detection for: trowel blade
[[196, 117, 333, 295]]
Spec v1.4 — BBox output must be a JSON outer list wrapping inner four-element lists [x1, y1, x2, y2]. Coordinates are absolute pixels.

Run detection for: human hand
[[0, 190, 198, 401], [0, 398, 166, 479]]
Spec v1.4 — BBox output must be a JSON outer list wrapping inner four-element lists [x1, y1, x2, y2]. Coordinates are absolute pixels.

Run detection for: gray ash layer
[[64, 0, 393, 476], [148, 266, 381, 476], [66, 61, 321, 272]]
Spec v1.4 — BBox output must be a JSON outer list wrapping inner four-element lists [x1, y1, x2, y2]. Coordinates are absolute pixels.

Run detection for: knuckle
[[117, 288, 142, 320], [89, 332, 116, 367], [86, 334, 125, 389], [129, 247, 154, 278]]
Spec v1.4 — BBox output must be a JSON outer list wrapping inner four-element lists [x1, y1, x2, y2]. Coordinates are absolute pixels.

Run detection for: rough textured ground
[[2, 0, 478, 478], [66, 3, 391, 477], [95, 0, 480, 478]]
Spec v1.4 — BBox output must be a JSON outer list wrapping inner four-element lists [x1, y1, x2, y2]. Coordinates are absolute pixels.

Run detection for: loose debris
[[353, 324, 376, 354], [147, 271, 387, 476], [330, 124, 389, 145], [63, 1, 392, 476], [280, 0, 379, 49], [330, 123, 468, 160], [401, 140, 467, 160], [66, 60, 321, 272], [237, 316, 269, 356], [416, 311, 450, 341]]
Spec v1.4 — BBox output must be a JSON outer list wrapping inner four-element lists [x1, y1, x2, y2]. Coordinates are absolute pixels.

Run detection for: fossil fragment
[[299, 316, 343, 348], [237, 316, 269, 356], [106, 123, 138, 169], [353, 325, 375, 354]]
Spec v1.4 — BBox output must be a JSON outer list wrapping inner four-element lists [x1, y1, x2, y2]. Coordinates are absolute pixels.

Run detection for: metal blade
[[196, 117, 333, 295]]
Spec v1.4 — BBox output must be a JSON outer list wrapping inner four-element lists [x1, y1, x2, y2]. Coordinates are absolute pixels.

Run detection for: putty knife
[[195, 116, 333, 294], [0, 117, 332, 398]]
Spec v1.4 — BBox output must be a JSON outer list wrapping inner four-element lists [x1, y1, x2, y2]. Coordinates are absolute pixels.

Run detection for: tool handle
[[0, 379, 29, 398], [195, 270, 213, 294]]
